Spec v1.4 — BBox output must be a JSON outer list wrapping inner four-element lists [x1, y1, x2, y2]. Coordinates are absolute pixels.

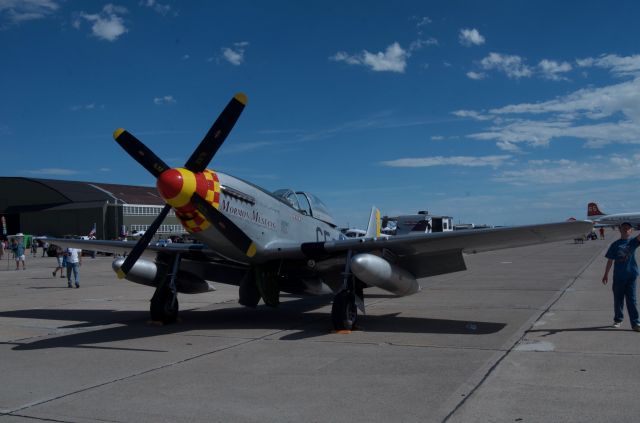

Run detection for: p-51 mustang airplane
[[49, 93, 591, 331]]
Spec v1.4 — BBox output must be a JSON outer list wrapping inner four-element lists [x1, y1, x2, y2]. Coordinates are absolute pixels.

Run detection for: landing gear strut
[[150, 253, 180, 324], [331, 290, 357, 331], [331, 250, 364, 331]]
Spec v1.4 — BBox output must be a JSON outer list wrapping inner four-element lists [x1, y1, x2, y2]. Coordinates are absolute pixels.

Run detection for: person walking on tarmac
[[599, 227, 605, 240], [602, 222, 640, 331], [10, 238, 26, 270], [52, 246, 66, 278], [65, 247, 82, 288]]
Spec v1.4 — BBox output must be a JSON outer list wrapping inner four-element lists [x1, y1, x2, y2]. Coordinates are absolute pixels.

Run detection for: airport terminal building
[[0, 177, 185, 239]]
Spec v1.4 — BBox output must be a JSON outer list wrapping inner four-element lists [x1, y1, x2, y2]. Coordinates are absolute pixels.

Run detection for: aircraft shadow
[[0, 297, 506, 351]]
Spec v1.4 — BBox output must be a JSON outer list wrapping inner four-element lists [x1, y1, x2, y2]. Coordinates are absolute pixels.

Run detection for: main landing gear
[[150, 253, 180, 324], [331, 250, 364, 331]]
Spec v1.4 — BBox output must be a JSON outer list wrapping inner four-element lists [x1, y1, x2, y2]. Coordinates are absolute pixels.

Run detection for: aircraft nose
[[157, 168, 196, 208]]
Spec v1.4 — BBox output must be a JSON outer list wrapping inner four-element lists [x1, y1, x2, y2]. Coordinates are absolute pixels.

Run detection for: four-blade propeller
[[113, 93, 253, 279]]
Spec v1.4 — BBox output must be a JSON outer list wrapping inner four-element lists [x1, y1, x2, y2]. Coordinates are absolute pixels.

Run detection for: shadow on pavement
[[0, 296, 506, 351]]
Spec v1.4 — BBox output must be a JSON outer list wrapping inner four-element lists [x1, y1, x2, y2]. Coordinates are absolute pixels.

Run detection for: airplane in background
[[48, 93, 592, 331], [587, 202, 640, 228]]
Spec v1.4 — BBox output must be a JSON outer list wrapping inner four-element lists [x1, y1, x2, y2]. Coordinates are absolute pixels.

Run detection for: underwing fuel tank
[[112, 257, 214, 293], [350, 253, 420, 296]]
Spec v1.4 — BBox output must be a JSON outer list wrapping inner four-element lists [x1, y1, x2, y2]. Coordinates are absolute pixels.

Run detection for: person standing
[[602, 222, 640, 331], [65, 247, 82, 288], [52, 246, 66, 278], [10, 238, 26, 270], [42, 241, 49, 257], [599, 227, 605, 240]]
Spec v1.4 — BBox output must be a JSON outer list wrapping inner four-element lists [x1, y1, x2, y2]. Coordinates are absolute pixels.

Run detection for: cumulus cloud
[[380, 155, 511, 168], [75, 4, 128, 42], [466, 71, 486, 80], [330, 42, 408, 73], [0, 0, 58, 25], [480, 52, 532, 79], [459, 28, 485, 46], [221, 41, 249, 66], [153, 95, 175, 105], [538, 59, 572, 80]]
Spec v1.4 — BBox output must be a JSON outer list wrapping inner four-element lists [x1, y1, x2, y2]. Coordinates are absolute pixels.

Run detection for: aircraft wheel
[[150, 285, 179, 324], [331, 290, 357, 331]]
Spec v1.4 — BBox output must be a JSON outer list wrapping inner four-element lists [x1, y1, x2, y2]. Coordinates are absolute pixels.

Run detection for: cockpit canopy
[[272, 189, 336, 227]]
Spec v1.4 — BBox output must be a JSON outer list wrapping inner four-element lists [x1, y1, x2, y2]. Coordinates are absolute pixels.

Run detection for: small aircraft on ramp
[[588, 202, 640, 228], [50, 93, 591, 330]]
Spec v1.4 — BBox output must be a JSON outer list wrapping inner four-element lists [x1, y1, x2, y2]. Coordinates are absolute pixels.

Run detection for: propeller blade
[[115, 204, 172, 279], [184, 93, 247, 173], [190, 193, 257, 258], [113, 128, 171, 178]]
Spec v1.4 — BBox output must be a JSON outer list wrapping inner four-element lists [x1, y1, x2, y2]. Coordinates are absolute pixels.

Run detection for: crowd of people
[[1, 238, 83, 287]]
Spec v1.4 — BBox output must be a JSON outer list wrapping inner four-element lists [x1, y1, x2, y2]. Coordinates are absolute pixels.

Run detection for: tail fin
[[365, 206, 381, 238], [588, 202, 606, 217]]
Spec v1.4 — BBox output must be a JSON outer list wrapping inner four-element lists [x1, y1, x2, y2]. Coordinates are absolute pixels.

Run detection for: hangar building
[[0, 177, 185, 239]]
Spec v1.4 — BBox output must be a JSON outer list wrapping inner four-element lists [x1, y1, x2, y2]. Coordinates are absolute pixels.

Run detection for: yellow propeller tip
[[115, 268, 126, 279], [234, 93, 248, 105], [113, 128, 126, 140], [246, 242, 257, 258]]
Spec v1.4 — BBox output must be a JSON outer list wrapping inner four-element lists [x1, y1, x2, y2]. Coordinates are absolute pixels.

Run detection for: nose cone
[[157, 168, 196, 207]]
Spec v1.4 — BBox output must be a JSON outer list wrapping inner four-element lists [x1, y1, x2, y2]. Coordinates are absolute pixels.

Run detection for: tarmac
[[0, 232, 638, 422]]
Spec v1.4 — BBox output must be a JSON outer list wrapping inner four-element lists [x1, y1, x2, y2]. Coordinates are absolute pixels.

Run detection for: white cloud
[[459, 28, 485, 47], [221, 41, 249, 66], [489, 77, 640, 121], [0, 0, 58, 24], [28, 168, 79, 176], [415, 16, 432, 27], [330, 42, 408, 73], [495, 154, 640, 184], [466, 71, 486, 80], [140, 0, 171, 15], [70, 103, 104, 111], [153, 95, 175, 105], [480, 52, 532, 79], [76, 4, 128, 42], [430, 135, 444, 140], [380, 155, 511, 168], [538, 59, 572, 80], [452, 109, 493, 120], [576, 54, 640, 77], [181, 54, 189, 60], [409, 38, 438, 51], [463, 74, 640, 150]]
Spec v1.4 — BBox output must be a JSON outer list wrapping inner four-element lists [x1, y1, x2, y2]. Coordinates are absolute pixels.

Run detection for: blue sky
[[3, 1, 640, 228]]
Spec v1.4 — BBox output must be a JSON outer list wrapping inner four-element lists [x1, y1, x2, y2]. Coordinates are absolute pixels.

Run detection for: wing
[[43, 237, 225, 261], [267, 220, 593, 278]]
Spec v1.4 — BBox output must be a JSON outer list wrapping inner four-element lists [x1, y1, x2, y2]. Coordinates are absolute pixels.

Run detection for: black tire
[[331, 290, 357, 331], [150, 285, 179, 324]]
